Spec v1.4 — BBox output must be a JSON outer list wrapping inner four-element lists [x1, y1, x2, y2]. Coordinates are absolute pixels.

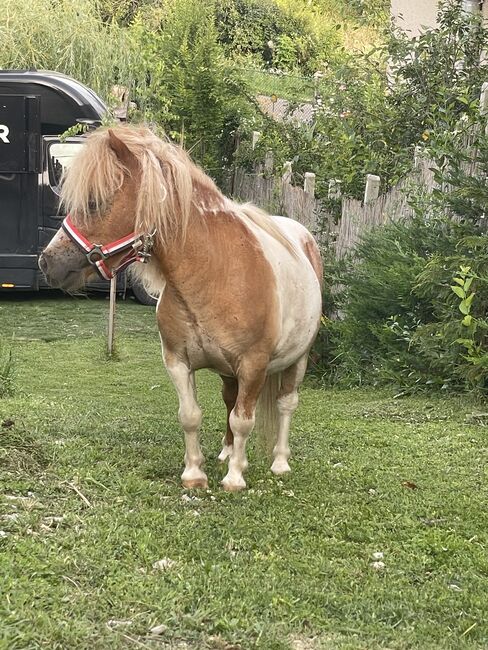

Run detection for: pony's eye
[[88, 200, 98, 212]]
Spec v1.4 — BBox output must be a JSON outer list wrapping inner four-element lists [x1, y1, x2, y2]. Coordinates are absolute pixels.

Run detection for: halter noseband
[[61, 215, 154, 281]]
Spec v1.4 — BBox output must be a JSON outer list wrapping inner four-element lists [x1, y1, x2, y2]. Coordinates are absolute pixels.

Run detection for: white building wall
[[392, 1, 487, 35], [391, 0, 439, 36]]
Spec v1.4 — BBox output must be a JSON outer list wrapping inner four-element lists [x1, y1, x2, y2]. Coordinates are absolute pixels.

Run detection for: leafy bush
[[324, 216, 447, 385], [214, 0, 332, 72], [318, 104, 488, 394], [129, 0, 252, 176]]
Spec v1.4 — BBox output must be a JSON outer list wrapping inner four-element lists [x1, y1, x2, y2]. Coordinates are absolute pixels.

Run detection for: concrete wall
[[392, 1, 487, 36], [391, 0, 438, 36]]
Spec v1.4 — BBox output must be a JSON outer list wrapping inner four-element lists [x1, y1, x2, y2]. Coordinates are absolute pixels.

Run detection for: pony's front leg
[[222, 366, 266, 492], [218, 375, 238, 462], [164, 353, 208, 489]]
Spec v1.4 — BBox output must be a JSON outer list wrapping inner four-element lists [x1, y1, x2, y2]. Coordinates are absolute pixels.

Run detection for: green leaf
[[451, 285, 465, 299], [456, 338, 474, 349], [453, 277, 465, 286], [464, 276, 474, 293], [459, 294, 474, 315], [462, 314, 472, 327]]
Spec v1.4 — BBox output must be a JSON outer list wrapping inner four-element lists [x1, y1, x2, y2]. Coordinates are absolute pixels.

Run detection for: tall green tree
[[130, 0, 251, 174]]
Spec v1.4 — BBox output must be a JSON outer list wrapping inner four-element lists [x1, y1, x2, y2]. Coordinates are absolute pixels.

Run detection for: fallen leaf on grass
[[371, 561, 385, 571], [402, 481, 418, 490], [421, 517, 448, 527], [149, 624, 168, 635], [106, 619, 133, 629], [43, 516, 64, 527], [152, 558, 176, 571], [4, 495, 40, 510], [181, 494, 201, 503]]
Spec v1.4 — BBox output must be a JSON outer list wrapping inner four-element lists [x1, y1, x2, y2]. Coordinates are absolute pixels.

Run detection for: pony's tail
[[255, 373, 282, 454]]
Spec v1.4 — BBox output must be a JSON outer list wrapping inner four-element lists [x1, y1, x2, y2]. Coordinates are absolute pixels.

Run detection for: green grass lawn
[[241, 67, 316, 103], [0, 294, 487, 650]]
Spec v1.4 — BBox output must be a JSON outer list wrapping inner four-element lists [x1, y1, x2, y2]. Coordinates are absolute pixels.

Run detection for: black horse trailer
[[0, 70, 154, 303]]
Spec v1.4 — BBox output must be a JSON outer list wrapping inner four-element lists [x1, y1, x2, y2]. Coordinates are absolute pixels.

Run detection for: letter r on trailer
[[0, 125, 9, 143]]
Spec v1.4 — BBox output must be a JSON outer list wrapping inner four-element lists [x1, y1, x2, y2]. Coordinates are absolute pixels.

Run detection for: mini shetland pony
[[39, 125, 322, 491]]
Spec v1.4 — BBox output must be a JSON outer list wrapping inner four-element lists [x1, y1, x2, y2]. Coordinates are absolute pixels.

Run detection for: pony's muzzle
[[39, 246, 88, 290]]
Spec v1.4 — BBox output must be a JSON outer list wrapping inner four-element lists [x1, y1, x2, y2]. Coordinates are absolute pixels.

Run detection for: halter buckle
[[134, 231, 156, 264], [86, 245, 108, 264]]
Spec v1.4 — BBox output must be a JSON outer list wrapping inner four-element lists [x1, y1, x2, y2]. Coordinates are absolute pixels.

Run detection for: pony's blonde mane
[[60, 124, 199, 244], [60, 124, 297, 256]]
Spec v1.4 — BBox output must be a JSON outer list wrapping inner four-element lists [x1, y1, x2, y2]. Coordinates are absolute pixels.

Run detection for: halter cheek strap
[[61, 215, 153, 281]]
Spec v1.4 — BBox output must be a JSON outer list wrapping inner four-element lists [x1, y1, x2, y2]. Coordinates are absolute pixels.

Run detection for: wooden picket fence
[[230, 153, 462, 258], [230, 82, 488, 259], [230, 161, 421, 258]]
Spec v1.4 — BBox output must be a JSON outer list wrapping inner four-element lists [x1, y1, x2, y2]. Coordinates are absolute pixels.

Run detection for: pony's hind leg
[[218, 375, 238, 462], [222, 364, 266, 491], [164, 352, 208, 489], [271, 354, 308, 476]]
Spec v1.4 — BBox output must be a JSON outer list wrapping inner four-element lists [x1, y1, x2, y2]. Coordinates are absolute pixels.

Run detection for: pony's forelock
[[60, 125, 194, 245]]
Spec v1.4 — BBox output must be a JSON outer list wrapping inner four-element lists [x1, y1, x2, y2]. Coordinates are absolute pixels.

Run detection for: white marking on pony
[[222, 409, 254, 491], [49, 226, 67, 247], [271, 392, 296, 475], [271, 353, 308, 475], [161, 348, 207, 489], [217, 442, 233, 462], [244, 216, 321, 374]]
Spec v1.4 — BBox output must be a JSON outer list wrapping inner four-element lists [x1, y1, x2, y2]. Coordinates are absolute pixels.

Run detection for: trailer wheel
[[131, 278, 157, 306]]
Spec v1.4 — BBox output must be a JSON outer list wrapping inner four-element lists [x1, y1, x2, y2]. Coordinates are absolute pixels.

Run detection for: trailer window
[[49, 142, 83, 188]]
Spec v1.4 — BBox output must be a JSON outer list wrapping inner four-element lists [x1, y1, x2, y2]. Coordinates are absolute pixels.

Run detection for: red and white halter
[[61, 215, 154, 281]]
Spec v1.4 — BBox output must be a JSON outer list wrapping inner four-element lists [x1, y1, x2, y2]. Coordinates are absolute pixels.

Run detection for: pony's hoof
[[182, 477, 208, 490], [271, 460, 291, 475], [222, 476, 246, 492]]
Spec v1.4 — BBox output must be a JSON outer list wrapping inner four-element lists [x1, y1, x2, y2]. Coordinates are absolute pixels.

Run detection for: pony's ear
[[107, 129, 137, 169]]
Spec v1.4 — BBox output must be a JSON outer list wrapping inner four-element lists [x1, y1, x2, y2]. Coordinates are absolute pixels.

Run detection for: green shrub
[[130, 0, 252, 177], [214, 0, 315, 70], [318, 104, 488, 394], [325, 216, 446, 385]]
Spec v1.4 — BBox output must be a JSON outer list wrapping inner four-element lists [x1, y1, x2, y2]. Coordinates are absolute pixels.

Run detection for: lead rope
[[106, 230, 156, 357], [107, 276, 117, 356]]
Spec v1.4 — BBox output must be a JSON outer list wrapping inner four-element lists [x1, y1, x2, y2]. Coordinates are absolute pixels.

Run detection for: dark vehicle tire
[[131, 278, 158, 306]]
